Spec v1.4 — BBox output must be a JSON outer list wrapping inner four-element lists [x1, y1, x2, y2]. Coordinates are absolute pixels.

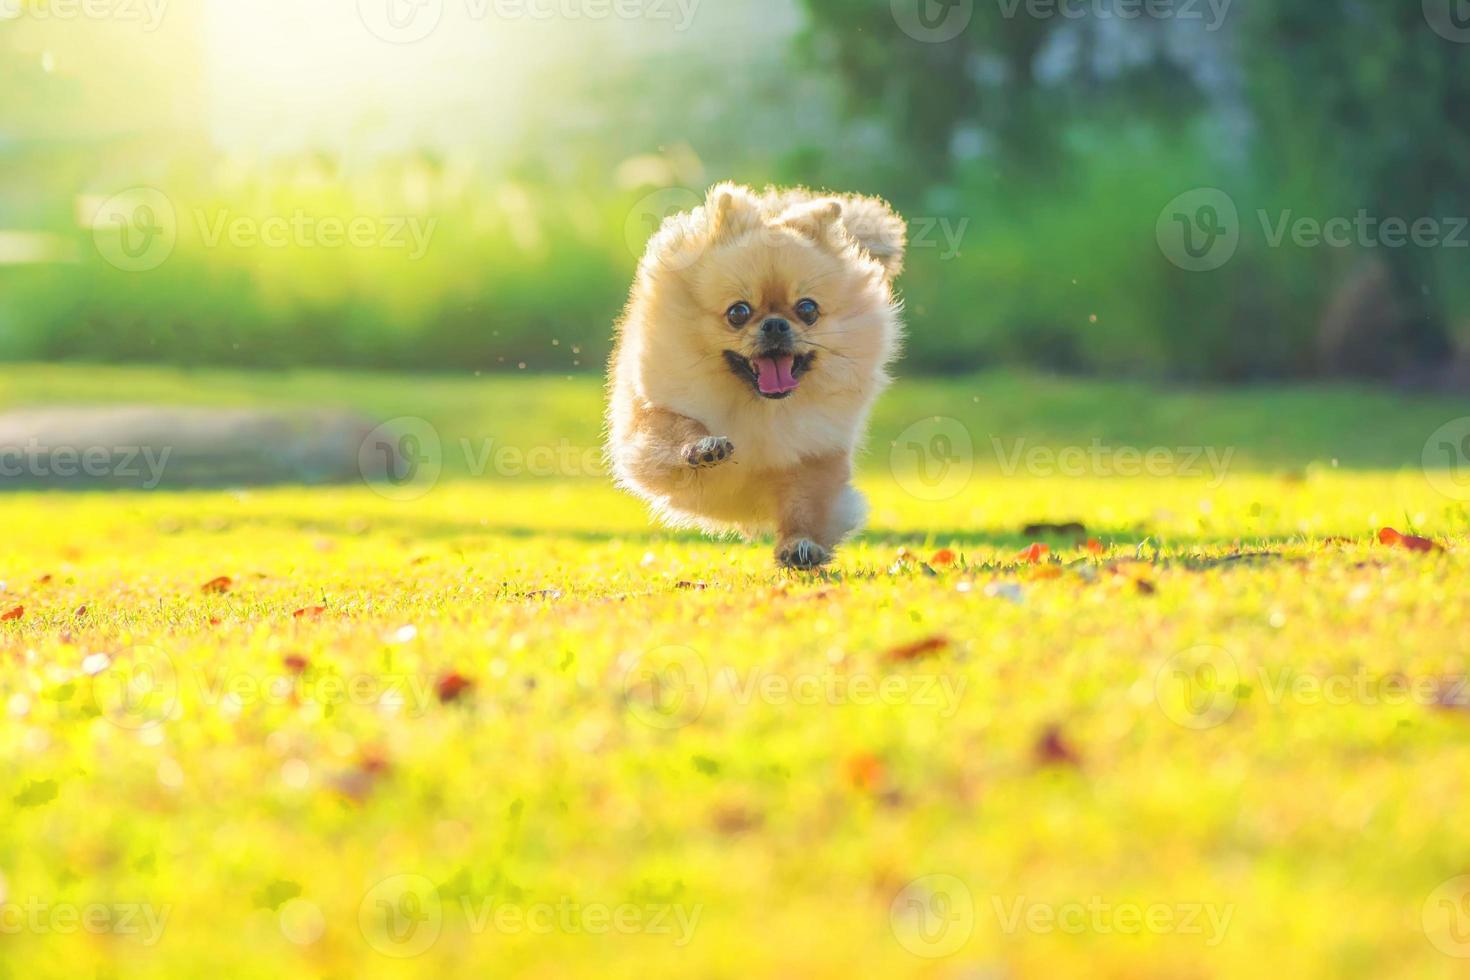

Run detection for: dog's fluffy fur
[[606, 182, 905, 568]]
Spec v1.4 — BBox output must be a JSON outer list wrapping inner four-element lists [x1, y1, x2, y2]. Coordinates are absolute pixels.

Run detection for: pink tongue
[[754, 355, 798, 394]]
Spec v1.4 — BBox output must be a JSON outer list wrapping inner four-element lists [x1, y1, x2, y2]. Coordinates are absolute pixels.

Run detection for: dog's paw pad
[[777, 538, 830, 570], [686, 436, 734, 468]]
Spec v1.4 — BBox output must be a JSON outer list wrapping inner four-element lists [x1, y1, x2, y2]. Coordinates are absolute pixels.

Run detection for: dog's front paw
[[685, 436, 735, 468], [777, 538, 830, 570]]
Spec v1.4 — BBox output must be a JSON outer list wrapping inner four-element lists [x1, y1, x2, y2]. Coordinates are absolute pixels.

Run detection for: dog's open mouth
[[723, 350, 816, 399]]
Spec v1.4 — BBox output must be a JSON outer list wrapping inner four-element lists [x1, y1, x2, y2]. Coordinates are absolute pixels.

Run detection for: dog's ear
[[705, 182, 762, 243], [778, 198, 846, 247], [835, 194, 907, 279]]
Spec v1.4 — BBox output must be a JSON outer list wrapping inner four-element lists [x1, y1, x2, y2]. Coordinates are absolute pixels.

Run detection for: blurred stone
[[0, 406, 391, 489]]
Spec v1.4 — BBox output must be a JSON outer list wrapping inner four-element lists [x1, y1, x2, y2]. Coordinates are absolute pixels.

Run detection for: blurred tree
[[795, 0, 1206, 184], [1240, 0, 1470, 377]]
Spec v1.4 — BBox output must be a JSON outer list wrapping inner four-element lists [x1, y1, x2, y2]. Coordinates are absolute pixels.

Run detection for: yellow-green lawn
[[3, 366, 1470, 978]]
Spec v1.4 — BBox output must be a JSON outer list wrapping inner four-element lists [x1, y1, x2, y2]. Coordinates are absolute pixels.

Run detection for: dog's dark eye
[[726, 302, 753, 328], [794, 298, 820, 325]]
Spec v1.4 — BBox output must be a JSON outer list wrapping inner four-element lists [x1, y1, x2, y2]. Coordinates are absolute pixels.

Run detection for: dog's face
[[633, 184, 905, 409]]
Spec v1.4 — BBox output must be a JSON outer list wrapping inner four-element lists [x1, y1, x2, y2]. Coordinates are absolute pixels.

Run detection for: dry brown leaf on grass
[[843, 752, 886, 794], [1378, 527, 1441, 553], [1, 605, 23, 622], [1017, 543, 1050, 564], [436, 672, 474, 703], [883, 634, 952, 664], [201, 576, 233, 594], [1033, 725, 1082, 768]]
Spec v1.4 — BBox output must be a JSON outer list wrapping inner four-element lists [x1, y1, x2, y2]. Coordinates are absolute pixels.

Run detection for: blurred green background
[[2, 0, 1467, 383]]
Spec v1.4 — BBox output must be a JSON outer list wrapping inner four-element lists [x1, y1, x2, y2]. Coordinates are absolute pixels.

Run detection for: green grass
[[3, 366, 1470, 978]]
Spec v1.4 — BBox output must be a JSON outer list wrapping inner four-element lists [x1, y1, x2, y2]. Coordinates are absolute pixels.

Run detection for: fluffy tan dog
[[606, 182, 906, 568]]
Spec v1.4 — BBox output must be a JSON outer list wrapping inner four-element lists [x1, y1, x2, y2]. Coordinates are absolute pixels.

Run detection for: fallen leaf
[[283, 654, 308, 674], [1017, 543, 1050, 564], [843, 752, 886, 793], [884, 634, 951, 663], [930, 548, 958, 566], [1, 605, 23, 622], [201, 576, 232, 594], [1378, 527, 1440, 552], [359, 748, 391, 775], [292, 606, 326, 619], [712, 803, 762, 835], [1033, 725, 1081, 767], [74, 605, 87, 618], [1135, 578, 1158, 595], [437, 672, 474, 703]]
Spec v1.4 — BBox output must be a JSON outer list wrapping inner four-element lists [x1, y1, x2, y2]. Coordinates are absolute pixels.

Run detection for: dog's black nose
[[761, 318, 791, 337]]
